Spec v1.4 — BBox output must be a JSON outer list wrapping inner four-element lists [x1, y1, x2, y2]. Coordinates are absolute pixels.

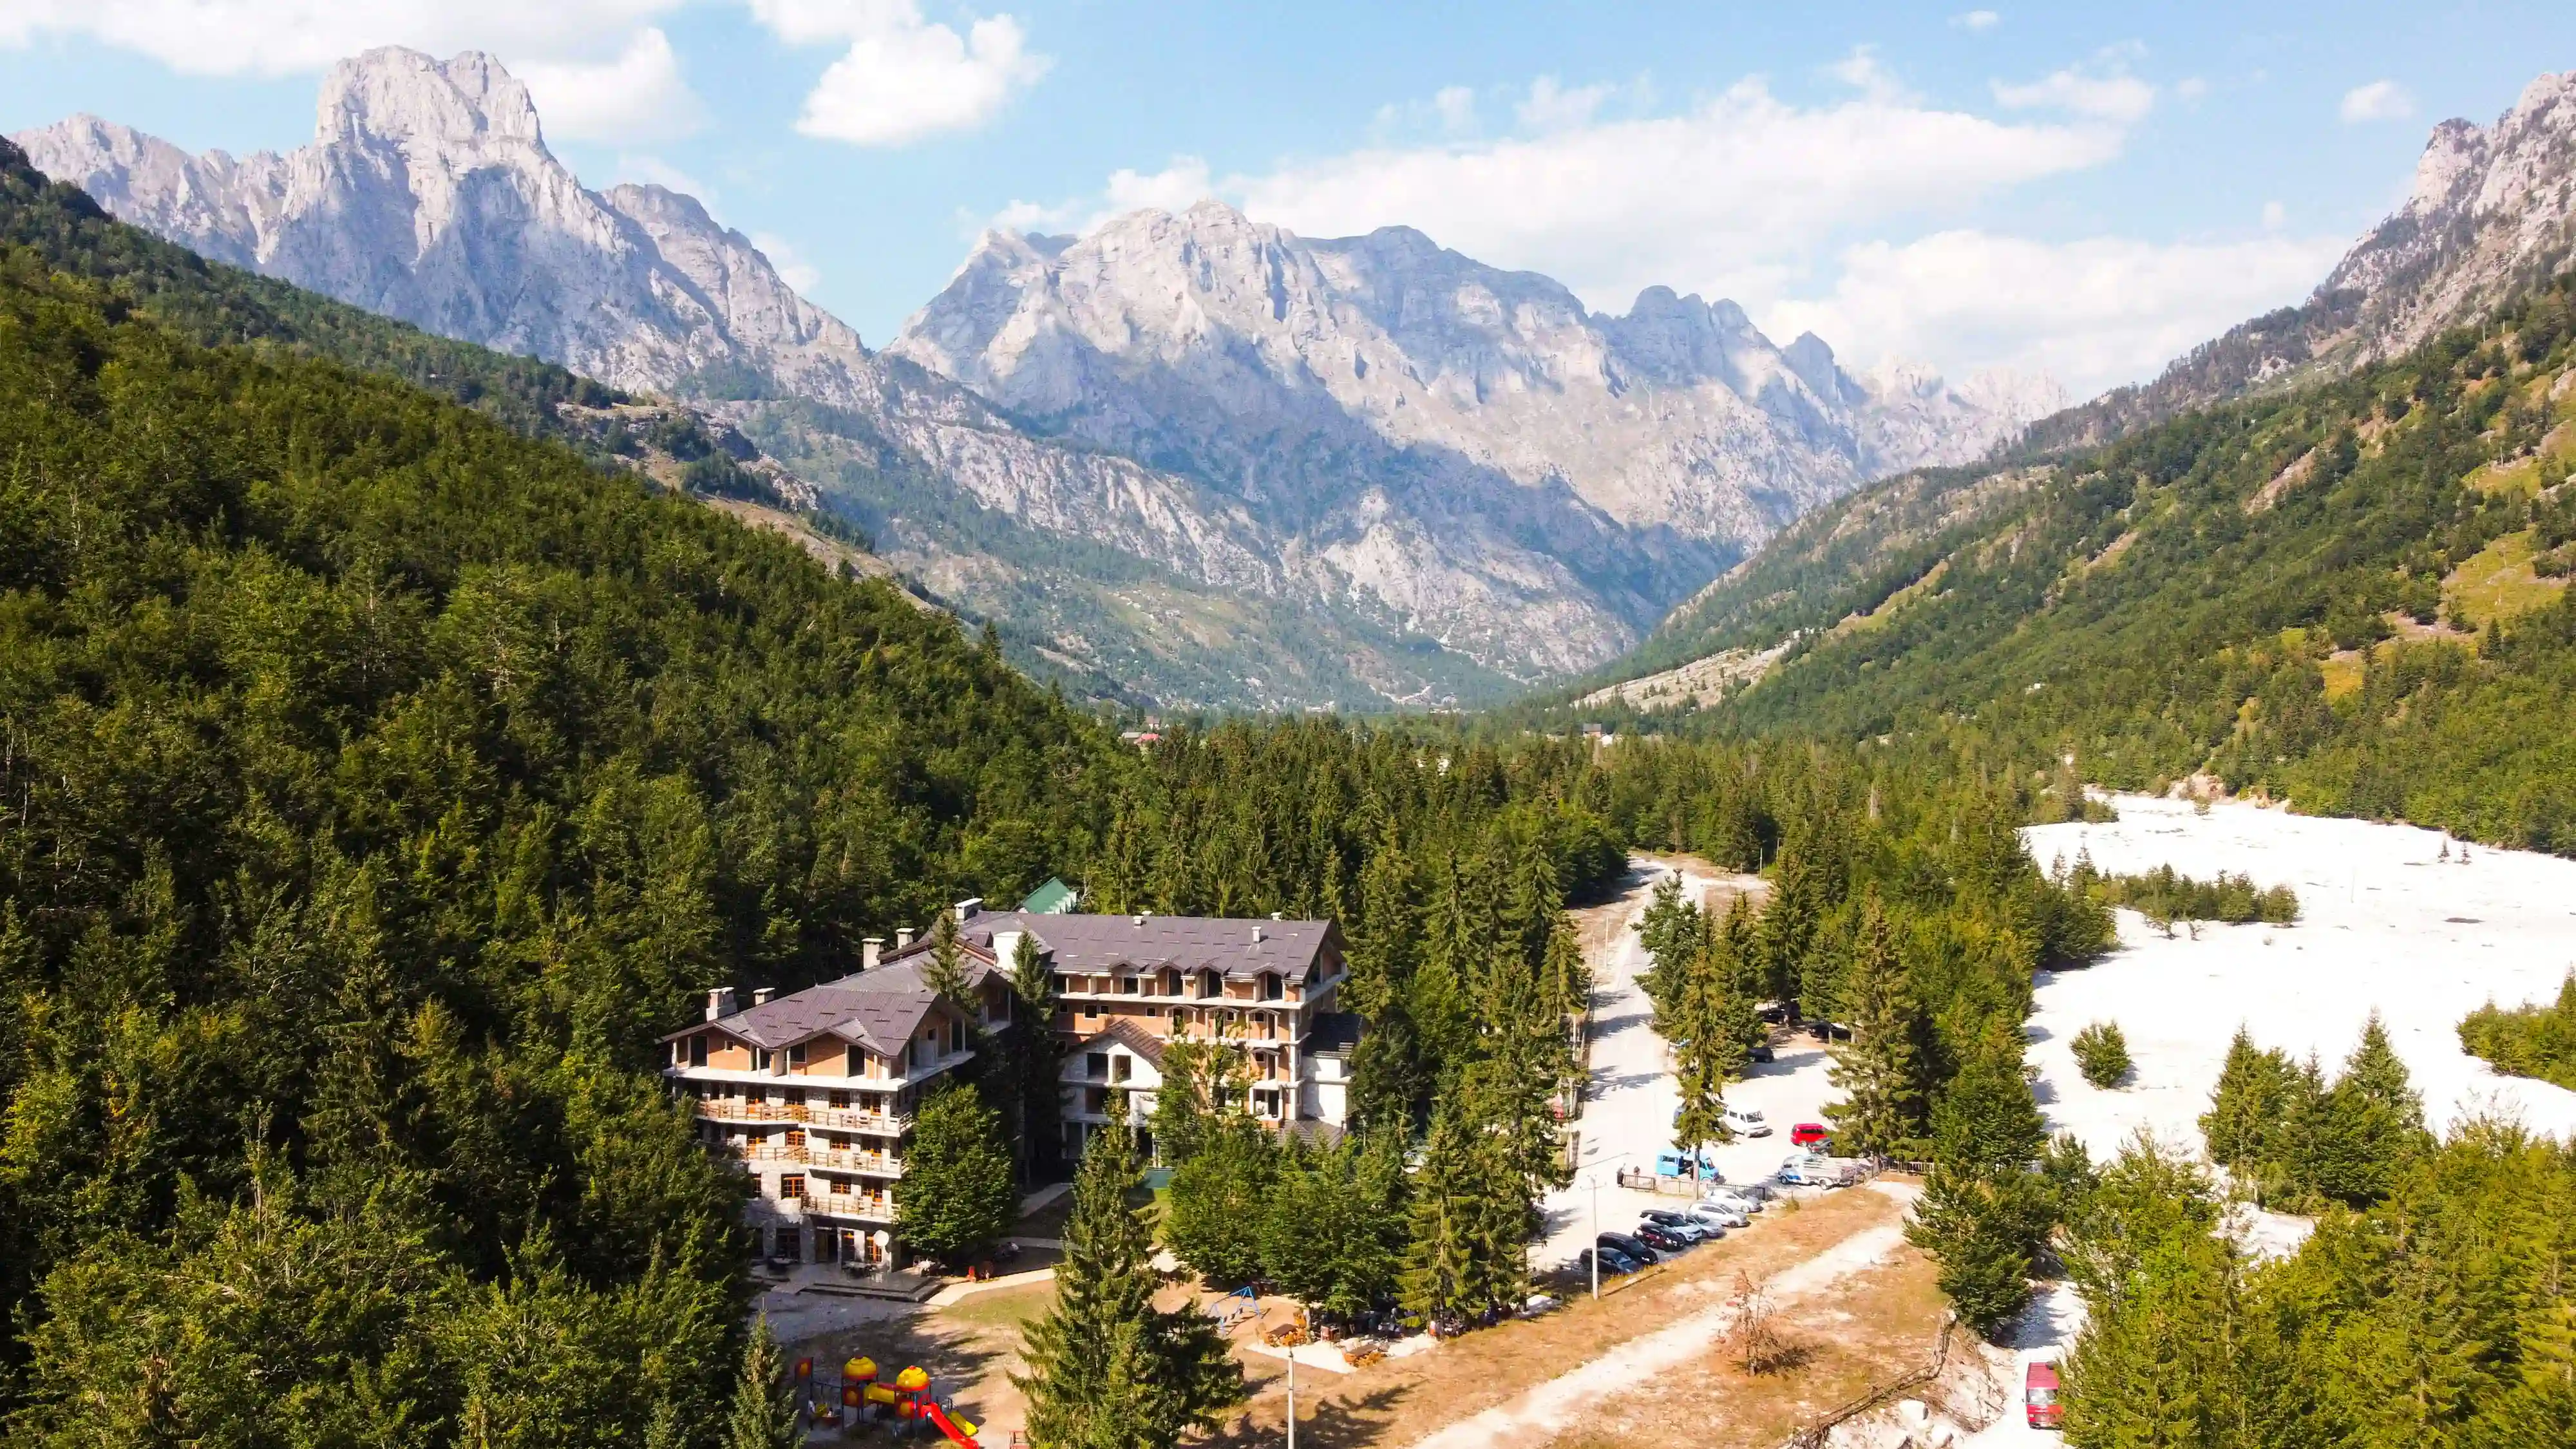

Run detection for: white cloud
[[2261, 199, 2286, 230], [1992, 62, 2155, 124], [1223, 75, 2125, 316], [517, 26, 701, 142], [2340, 79, 2416, 124], [749, 0, 1050, 147], [1517, 77, 1616, 132], [1433, 86, 1478, 135], [1951, 10, 2002, 30], [1824, 45, 1909, 104], [2175, 75, 2209, 102], [750, 231, 822, 291], [0, 1, 683, 78], [1766, 229, 2349, 396]]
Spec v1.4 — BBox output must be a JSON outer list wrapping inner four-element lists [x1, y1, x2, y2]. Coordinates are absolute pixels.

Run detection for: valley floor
[[2021, 793, 2576, 1156]]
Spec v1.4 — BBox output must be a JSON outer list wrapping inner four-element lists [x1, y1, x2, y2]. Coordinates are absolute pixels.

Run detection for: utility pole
[[1590, 1173, 1600, 1302], [1285, 1345, 1296, 1449]]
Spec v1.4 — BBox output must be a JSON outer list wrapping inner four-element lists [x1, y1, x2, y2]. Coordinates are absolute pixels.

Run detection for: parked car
[[1596, 1231, 1660, 1265], [1720, 1179, 1776, 1204], [1790, 1121, 1832, 1148], [1726, 1106, 1773, 1137], [1748, 1044, 1776, 1063], [2025, 1361, 2064, 1430], [1683, 1200, 1750, 1229], [1638, 1211, 1713, 1243], [1579, 1246, 1639, 1276], [1634, 1223, 1690, 1253], [1778, 1156, 1850, 1187]]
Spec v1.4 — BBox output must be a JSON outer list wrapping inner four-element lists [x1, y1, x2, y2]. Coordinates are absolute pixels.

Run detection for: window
[[753, 1048, 772, 1072], [829, 1091, 849, 1110], [688, 1034, 708, 1068], [1086, 1052, 1110, 1080], [1145, 1005, 1162, 1018], [1262, 974, 1283, 1001], [779, 1174, 806, 1201], [785, 1088, 806, 1108], [784, 1128, 805, 1150], [1110, 1055, 1132, 1084], [831, 1178, 851, 1196], [788, 1043, 807, 1070]]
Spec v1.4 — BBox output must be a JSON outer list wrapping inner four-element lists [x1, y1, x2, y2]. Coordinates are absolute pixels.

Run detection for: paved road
[[1537, 856, 1842, 1269]]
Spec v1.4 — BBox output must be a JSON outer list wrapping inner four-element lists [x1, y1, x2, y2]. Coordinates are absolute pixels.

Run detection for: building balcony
[[693, 1099, 908, 1134], [791, 1193, 898, 1225], [730, 1143, 905, 1175]]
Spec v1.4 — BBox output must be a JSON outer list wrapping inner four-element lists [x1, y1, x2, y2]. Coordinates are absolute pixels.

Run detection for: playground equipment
[[806, 1353, 980, 1444]]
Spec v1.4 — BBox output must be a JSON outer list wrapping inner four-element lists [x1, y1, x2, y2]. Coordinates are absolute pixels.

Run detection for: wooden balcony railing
[[694, 1100, 907, 1133], [787, 1193, 897, 1222]]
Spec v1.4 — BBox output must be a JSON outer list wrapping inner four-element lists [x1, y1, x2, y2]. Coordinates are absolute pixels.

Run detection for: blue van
[[1655, 1148, 1721, 1180]]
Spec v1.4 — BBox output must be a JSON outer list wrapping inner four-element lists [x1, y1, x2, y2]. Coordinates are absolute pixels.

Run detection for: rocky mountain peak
[[317, 47, 545, 154]]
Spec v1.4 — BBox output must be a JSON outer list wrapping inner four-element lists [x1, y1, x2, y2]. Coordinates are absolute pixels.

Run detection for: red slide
[[922, 1401, 981, 1448]]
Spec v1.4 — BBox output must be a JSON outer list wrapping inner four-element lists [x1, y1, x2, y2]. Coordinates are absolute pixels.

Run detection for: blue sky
[[2, 2, 2569, 396]]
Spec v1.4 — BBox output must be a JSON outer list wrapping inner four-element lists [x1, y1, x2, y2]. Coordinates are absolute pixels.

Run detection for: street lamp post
[[1286, 1346, 1296, 1449]]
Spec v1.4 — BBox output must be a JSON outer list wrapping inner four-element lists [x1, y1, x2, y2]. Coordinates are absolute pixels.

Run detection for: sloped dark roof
[[665, 952, 993, 1056], [889, 910, 1338, 981], [1070, 1018, 1169, 1070]]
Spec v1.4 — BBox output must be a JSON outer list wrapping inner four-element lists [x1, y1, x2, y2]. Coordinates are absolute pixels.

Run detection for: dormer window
[[1262, 974, 1284, 1001]]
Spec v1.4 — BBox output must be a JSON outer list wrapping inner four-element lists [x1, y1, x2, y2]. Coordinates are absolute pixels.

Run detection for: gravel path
[[1414, 1183, 1920, 1449]]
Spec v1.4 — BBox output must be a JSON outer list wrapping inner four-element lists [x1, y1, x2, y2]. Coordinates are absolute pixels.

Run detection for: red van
[[1790, 1122, 1831, 1148], [2025, 1361, 2063, 1430]]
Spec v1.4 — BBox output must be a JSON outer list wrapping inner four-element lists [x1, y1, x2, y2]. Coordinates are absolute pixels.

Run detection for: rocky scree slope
[[2017, 70, 2576, 455]]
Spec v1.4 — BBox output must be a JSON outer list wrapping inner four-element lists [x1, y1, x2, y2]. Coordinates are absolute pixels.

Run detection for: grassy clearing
[[2443, 529, 2568, 627]]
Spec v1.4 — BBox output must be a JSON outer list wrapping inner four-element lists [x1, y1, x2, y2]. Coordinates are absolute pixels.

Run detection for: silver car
[[1685, 1200, 1751, 1229]]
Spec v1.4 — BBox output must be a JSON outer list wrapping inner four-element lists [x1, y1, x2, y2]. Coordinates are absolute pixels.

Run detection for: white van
[[1725, 1106, 1772, 1137]]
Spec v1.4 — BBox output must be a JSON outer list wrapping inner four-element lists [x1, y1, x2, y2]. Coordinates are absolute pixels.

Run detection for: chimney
[[896, 927, 914, 950], [862, 938, 884, 971], [752, 987, 775, 1007], [705, 987, 737, 1021], [1252, 925, 1265, 944], [954, 897, 983, 923]]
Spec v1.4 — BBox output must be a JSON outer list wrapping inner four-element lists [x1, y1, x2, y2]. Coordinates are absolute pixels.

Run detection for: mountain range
[[1575, 71, 2576, 758], [12, 45, 2056, 709], [2015, 70, 2576, 457]]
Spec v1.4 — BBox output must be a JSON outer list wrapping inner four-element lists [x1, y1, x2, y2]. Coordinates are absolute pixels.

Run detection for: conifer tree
[[2201, 1026, 2291, 1172], [723, 1316, 803, 1449], [1401, 1106, 1530, 1327], [1016, 1125, 1244, 1449], [1005, 933, 1062, 1181], [896, 1084, 1019, 1267], [1931, 1019, 2047, 1171], [1824, 896, 1925, 1158], [1907, 1164, 2050, 1336]]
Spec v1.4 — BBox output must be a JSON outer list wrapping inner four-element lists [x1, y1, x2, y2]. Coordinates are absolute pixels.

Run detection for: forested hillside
[[0, 240, 1136, 1441], [1567, 270, 2576, 855]]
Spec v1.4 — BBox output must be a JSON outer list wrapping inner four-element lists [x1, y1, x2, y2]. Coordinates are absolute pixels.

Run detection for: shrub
[[2072, 1022, 2134, 1089]]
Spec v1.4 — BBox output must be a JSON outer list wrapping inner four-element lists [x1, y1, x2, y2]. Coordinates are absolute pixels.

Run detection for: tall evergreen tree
[[1015, 1126, 1244, 1449], [1825, 896, 1926, 1158], [895, 1084, 1019, 1267], [1005, 933, 1063, 1182], [724, 1316, 803, 1449]]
